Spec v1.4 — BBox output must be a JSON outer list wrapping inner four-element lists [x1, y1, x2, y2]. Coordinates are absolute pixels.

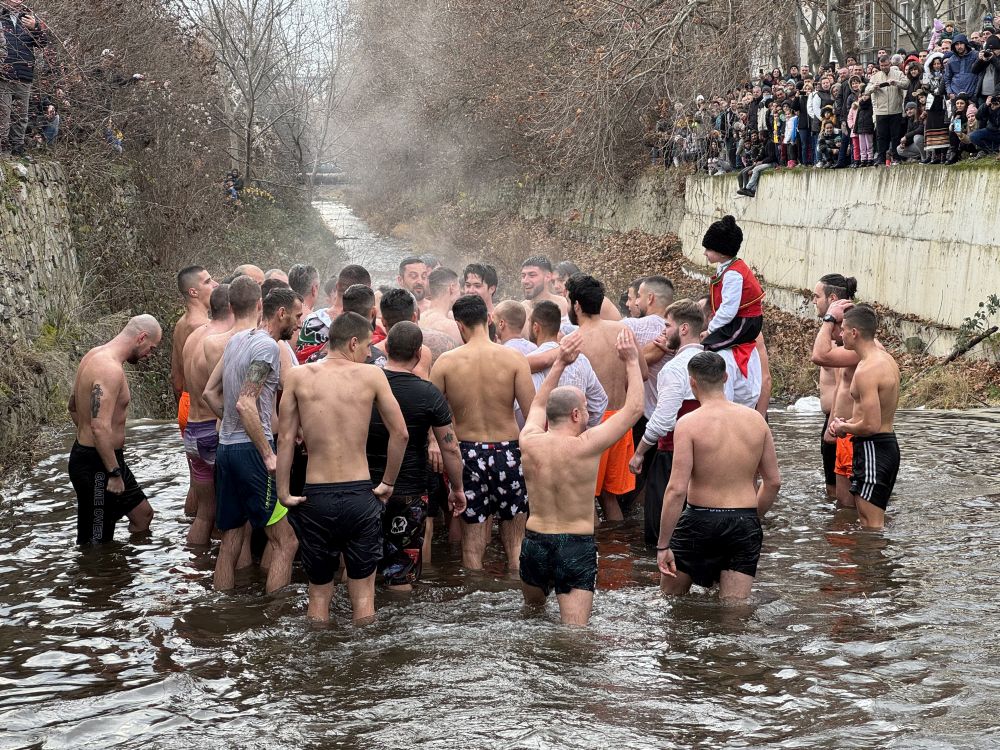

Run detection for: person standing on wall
[[0, 0, 47, 157]]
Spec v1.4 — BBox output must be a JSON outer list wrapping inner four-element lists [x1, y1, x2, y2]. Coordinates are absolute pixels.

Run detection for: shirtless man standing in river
[[277, 312, 409, 623], [431, 294, 535, 571], [519, 328, 643, 625], [829, 305, 900, 530], [520, 256, 570, 337], [811, 274, 858, 498], [181, 285, 234, 545], [68, 315, 162, 545], [657, 352, 780, 600], [171, 266, 219, 514], [566, 274, 648, 522]]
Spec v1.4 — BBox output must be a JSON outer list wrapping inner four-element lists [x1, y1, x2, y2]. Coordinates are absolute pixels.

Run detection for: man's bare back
[[420, 310, 462, 346], [577, 319, 631, 409], [171, 310, 208, 399], [431, 339, 534, 442], [184, 324, 230, 422]]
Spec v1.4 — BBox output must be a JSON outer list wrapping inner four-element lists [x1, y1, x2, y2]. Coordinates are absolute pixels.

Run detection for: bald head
[[121, 314, 162, 363], [235, 264, 265, 285], [125, 313, 162, 338], [264, 268, 288, 283], [546, 386, 586, 425]]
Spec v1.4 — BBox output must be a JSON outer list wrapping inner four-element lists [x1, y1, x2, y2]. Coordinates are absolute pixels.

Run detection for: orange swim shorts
[[595, 410, 636, 496], [835, 434, 854, 477], [177, 391, 190, 435]]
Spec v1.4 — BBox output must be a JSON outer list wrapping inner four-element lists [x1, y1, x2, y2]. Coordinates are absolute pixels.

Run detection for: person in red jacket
[[700, 215, 765, 352]]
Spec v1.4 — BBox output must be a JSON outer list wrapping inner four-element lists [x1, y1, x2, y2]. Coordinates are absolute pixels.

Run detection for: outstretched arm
[[523, 339, 578, 433]]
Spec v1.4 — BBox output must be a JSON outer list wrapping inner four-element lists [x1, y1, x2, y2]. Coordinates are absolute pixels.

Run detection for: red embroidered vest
[[710, 258, 764, 318]]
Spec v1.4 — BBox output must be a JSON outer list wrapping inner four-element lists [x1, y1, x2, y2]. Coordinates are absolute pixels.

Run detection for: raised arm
[[584, 327, 643, 455], [656, 421, 694, 577], [755, 423, 781, 518], [372, 370, 409, 501], [523, 340, 576, 433], [276, 371, 303, 506]]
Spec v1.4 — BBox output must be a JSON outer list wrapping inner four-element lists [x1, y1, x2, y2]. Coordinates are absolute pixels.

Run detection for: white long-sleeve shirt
[[531, 341, 607, 428], [718, 346, 762, 409], [707, 260, 743, 333]]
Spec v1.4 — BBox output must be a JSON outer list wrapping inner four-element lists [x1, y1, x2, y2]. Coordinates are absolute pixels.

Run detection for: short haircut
[[342, 284, 376, 317], [554, 260, 581, 279], [566, 274, 605, 315], [380, 288, 417, 329], [530, 300, 562, 336], [264, 268, 285, 279], [328, 311, 372, 350], [452, 294, 489, 328], [177, 265, 205, 295], [288, 264, 319, 297], [386, 321, 423, 362], [421, 255, 440, 270], [337, 265, 371, 296], [666, 298, 706, 333], [398, 256, 424, 277], [546, 386, 585, 424], [521, 255, 553, 272], [323, 277, 338, 297], [629, 276, 646, 294], [494, 300, 527, 331], [843, 304, 878, 339], [228, 275, 262, 317], [428, 266, 459, 298], [687, 351, 727, 387], [464, 263, 498, 289], [260, 277, 290, 298], [819, 273, 858, 300], [262, 288, 301, 319], [209, 284, 230, 319], [640, 275, 675, 304]]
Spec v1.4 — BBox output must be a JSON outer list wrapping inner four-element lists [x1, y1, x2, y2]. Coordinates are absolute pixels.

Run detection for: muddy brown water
[[2, 409, 1000, 749]]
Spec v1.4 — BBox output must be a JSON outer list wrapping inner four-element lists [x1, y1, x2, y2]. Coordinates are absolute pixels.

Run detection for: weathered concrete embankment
[[471, 166, 1000, 361]]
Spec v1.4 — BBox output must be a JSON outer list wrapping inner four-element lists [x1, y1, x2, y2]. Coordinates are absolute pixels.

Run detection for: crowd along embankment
[[470, 165, 1000, 361]]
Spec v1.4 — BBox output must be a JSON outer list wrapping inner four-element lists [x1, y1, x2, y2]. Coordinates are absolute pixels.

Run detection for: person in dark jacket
[[0, 0, 48, 156], [972, 35, 1000, 106], [969, 94, 1000, 152], [736, 129, 777, 197], [896, 102, 925, 161], [945, 34, 981, 97]]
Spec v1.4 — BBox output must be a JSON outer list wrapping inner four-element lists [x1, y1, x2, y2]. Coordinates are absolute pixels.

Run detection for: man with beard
[[519, 255, 570, 337], [397, 257, 429, 311], [203, 287, 303, 593], [68, 315, 162, 545]]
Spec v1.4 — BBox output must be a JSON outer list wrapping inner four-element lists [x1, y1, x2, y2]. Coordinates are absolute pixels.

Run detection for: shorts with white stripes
[[850, 433, 900, 510]]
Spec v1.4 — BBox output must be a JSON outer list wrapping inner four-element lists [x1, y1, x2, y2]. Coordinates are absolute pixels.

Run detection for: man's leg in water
[[462, 519, 492, 569], [214, 525, 247, 590], [126, 499, 155, 535], [556, 589, 594, 626], [718, 570, 755, 601], [184, 486, 197, 517], [500, 515, 527, 572], [598, 491, 624, 521], [423, 517, 434, 564], [347, 573, 377, 624], [186, 479, 215, 546], [660, 570, 693, 596], [263, 517, 298, 593], [855, 497, 885, 530], [521, 582, 547, 608], [306, 581, 335, 622], [835, 474, 856, 509], [237, 522, 253, 568]]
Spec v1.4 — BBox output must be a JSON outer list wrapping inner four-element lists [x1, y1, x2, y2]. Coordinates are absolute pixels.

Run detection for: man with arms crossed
[[181, 285, 234, 545], [431, 295, 535, 571], [519, 328, 643, 625], [828, 305, 900, 530], [68, 315, 161, 545], [203, 288, 302, 593], [277, 312, 409, 622], [657, 352, 780, 601]]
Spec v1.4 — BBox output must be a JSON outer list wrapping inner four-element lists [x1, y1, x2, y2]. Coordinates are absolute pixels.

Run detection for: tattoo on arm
[[239, 360, 272, 399], [90, 384, 103, 419], [443, 431, 455, 444]]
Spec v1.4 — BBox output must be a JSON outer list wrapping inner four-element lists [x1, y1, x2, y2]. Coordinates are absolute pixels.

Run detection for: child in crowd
[[781, 101, 798, 166], [816, 119, 840, 166]]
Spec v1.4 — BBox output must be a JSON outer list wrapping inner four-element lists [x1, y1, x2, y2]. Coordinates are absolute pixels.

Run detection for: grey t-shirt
[[219, 328, 281, 445]]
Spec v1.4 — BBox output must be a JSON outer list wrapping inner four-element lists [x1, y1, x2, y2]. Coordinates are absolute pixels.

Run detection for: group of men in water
[[67, 216, 902, 626]]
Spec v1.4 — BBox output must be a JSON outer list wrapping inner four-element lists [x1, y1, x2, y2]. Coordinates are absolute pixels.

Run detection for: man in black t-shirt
[[367, 322, 467, 590]]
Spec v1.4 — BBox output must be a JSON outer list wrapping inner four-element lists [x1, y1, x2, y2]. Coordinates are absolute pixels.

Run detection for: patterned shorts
[[459, 440, 528, 523]]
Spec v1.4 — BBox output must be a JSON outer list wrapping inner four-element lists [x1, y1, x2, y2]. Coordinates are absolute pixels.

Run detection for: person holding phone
[[865, 54, 908, 165]]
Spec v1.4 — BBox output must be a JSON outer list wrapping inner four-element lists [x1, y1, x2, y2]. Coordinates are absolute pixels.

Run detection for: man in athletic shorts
[[367, 322, 466, 590], [829, 305, 900, 530], [565, 274, 648, 521], [68, 315, 161, 545], [657, 352, 780, 600], [811, 274, 858, 498], [203, 288, 303, 593], [181, 285, 234, 545], [430, 294, 535, 571], [171, 265, 218, 514], [519, 327, 643, 625], [277, 312, 409, 622]]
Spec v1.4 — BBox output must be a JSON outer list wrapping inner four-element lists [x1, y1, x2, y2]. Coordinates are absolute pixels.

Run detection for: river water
[[3, 203, 1000, 749]]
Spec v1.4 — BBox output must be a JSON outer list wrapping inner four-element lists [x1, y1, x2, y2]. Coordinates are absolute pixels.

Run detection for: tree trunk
[[835, 0, 859, 60]]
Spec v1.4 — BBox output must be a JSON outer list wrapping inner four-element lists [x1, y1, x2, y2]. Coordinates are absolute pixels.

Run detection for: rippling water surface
[[2, 409, 1000, 749]]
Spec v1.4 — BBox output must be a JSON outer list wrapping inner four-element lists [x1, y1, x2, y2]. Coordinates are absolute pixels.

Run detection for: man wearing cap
[[896, 101, 926, 161]]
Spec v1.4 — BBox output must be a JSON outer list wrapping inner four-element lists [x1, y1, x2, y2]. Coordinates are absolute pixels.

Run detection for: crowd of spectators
[[644, 15, 1000, 198]]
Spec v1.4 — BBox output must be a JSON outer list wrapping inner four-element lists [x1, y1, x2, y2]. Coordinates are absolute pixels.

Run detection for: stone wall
[[0, 161, 81, 343]]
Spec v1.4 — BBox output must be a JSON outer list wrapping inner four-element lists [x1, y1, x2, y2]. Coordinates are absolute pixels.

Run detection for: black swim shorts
[[822, 413, 836, 488], [380, 493, 428, 586], [670, 505, 763, 588], [68, 442, 146, 545], [288, 481, 383, 584], [850, 432, 900, 511], [460, 440, 527, 523], [519, 530, 598, 596], [214, 441, 286, 531]]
